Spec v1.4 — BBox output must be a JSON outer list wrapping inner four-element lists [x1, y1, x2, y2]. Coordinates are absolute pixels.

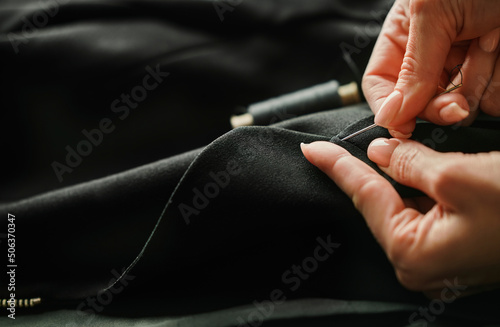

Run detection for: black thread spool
[[230, 81, 361, 128]]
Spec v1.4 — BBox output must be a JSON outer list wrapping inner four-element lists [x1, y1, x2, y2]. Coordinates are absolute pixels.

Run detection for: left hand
[[301, 140, 500, 296], [363, 0, 500, 137]]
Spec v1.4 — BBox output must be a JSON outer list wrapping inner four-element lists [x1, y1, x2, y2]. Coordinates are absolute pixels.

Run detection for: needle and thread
[[340, 123, 379, 141], [341, 64, 463, 141]]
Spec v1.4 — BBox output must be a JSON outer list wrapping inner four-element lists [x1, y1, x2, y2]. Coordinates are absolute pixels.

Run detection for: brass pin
[[1, 298, 41, 308]]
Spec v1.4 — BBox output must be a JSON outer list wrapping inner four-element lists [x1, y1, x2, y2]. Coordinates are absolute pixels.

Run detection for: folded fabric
[[2, 106, 500, 327], [2, 0, 500, 326]]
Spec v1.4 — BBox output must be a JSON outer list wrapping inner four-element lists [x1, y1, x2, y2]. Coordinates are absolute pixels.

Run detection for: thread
[[230, 81, 360, 128]]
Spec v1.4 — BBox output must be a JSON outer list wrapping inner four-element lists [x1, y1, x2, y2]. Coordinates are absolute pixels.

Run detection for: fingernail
[[367, 138, 400, 167], [480, 37, 498, 52], [439, 102, 469, 123], [374, 90, 404, 127], [479, 31, 500, 53], [300, 142, 310, 155], [389, 129, 412, 139]]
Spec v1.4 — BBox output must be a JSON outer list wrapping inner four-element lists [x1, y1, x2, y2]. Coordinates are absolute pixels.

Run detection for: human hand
[[363, 0, 500, 137], [301, 140, 500, 296]]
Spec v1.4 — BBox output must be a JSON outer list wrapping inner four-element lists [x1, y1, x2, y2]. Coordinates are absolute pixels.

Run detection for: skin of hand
[[363, 0, 500, 138], [301, 140, 500, 297]]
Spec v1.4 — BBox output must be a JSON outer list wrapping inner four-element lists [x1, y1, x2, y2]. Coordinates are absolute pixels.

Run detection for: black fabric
[[1, 1, 500, 326], [331, 115, 500, 197], [0, 0, 386, 200], [3, 106, 500, 326]]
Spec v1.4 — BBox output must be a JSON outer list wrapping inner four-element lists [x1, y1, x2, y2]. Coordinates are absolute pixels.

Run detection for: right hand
[[362, 0, 500, 138], [301, 139, 500, 297]]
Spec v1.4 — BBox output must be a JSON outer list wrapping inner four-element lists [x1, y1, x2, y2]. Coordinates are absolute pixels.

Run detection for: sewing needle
[[341, 123, 378, 141], [340, 64, 463, 142]]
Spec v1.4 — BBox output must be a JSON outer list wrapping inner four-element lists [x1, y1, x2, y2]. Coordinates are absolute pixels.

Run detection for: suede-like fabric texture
[[1, 0, 500, 326], [2, 107, 500, 327]]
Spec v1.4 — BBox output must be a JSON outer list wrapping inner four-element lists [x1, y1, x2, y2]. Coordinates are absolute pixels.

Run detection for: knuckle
[[361, 74, 373, 91], [399, 56, 419, 79], [399, 55, 435, 86], [431, 156, 463, 196], [392, 246, 438, 292], [391, 146, 420, 183], [391, 254, 428, 291], [384, 209, 438, 292], [385, 210, 418, 262], [409, 0, 427, 14], [390, 249, 432, 291], [409, 0, 448, 26], [384, 209, 420, 257], [352, 179, 384, 211]]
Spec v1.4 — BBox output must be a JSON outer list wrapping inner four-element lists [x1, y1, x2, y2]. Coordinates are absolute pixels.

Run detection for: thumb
[[368, 138, 500, 213], [375, 1, 456, 129], [367, 138, 466, 209]]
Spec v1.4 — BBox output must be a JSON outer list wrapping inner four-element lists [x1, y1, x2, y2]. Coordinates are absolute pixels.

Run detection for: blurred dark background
[[0, 0, 391, 200]]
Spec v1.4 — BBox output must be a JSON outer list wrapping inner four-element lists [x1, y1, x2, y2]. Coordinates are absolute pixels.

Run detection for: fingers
[[375, 0, 456, 130], [302, 139, 500, 292], [367, 138, 443, 196], [362, 1, 408, 115], [367, 137, 474, 211], [388, 119, 415, 138], [458, 37, 500, 119], [300, 141, 407, 249], [479, 27, 500, 53], [409, 32, 500, 125], [422, 37, 500, 124], [300, 141, 438, 285], [365, 0, 500, 133], [368, 136, 500, 220], [480, 55, 500, 116]]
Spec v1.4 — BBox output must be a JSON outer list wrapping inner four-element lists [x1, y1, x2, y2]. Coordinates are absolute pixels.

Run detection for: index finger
[[300, 141, 409, 249], [374, 1, 455, 128], [362, 2, 407, 115]]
